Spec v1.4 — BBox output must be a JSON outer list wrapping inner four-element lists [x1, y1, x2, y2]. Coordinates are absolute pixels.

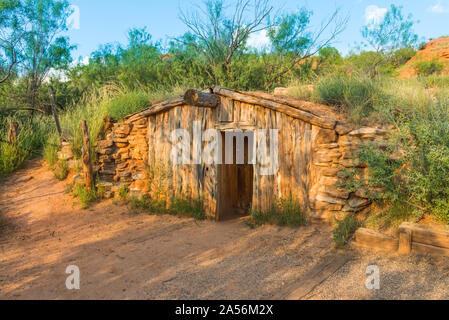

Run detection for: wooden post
[[398, 227, 412, 256], [49, 87, 62, 141], [7, 122, 19, 144], [81, 120, 94, 190]]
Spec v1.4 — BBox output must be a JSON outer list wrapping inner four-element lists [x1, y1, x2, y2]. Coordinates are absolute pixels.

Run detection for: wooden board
[[355, 228, 399, 252], [219, 96, 234, 122], [280, 253, 353, 300], [412, 242, 449, 256], [400, 223, 449, 249]]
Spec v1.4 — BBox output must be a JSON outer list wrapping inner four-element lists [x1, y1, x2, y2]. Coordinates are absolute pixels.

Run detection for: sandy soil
[[1, 159, 449, 300]]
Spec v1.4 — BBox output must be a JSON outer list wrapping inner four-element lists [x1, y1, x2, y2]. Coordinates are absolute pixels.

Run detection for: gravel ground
[[306, 249, 449, 300]]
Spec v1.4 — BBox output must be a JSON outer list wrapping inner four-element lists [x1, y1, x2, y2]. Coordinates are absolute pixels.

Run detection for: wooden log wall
[[94, 88, 389, 220]]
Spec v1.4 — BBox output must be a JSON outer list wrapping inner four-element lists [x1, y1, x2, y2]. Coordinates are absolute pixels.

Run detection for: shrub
[[248, 195, 308, 227], [333, 214, 360, 249], [349, 93, 449, 223], [415, 59, 444, 76]]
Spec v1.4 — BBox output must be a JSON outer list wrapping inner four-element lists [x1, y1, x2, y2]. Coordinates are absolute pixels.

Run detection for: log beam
[[213, 86, 337, 129], [184, 89, 220, 108]]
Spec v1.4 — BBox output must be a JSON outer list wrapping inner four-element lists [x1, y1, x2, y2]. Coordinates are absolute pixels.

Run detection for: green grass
[[247, 195, 308, 227], [105, 90, 149, 121], [72, 183, 97, 209], [129, 195, 205, 220], [0, 116, 54, 176], [118, 185, 130, 202], [419, 75, 449, 89], [365, 202, 418, 231], [53, 161, 68, 181], [333, 214, 360, 249]]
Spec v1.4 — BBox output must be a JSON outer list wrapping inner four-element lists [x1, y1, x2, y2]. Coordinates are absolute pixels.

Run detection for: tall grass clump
[[43, 84, 184, 162], [380, 78, 433, 114], [105, 90, 149, 121], [419, 75, 449, 89], [71, 183, 97, 209], [315, 75, 385, 123], [0, 116, 54, 176], [248, 195, 308, 227], [333, 214, 360, 249]]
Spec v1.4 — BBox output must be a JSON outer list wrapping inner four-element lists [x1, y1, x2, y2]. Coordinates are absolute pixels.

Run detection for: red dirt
[[0, 159, 337, 300], [399, 37, 449, 79]]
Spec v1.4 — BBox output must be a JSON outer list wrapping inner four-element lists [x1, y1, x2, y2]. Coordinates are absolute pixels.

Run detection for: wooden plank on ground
[[278, 253, 353, 300], [400, 222, 449, 249], [412, 242, 449, 256], [355, 228, 398, 252]]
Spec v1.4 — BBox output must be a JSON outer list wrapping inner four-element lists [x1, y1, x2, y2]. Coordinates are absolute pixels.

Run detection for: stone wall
[[95, 118, 149, 198], [309, 126, 389, 220]]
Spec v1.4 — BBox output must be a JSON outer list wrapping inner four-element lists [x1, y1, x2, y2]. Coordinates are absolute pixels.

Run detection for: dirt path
[[1, 160, 449, 300]]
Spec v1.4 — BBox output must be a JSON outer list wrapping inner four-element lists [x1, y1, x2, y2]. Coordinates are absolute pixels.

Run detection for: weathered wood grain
[[355, 228, 399, 252], [213, 86, 337, 129]]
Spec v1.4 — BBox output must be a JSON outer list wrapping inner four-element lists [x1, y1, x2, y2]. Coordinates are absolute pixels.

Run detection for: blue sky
[[67, 0, 449, 61]]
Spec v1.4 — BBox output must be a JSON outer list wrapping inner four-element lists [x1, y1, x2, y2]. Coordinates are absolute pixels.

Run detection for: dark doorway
[[217, 131, 254, 221]]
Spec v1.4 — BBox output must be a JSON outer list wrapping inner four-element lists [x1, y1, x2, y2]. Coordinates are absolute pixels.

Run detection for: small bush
[[72, 183, 97, 209], [333, 214, 360, 249], [248, 195, 308, 227], [53, 161, 68, 181], [415, 59, 444, 76]]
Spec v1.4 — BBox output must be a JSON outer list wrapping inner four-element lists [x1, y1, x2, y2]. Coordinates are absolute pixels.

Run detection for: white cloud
[[428, 1, 449, 13], [247, 30, 271, 51], [364, 5, 387, 25]]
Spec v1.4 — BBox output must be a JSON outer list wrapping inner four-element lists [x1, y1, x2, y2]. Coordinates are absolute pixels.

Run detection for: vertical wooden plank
[[80, 120, 94, 190], [398, 228, 412, 256], [219, 97, 234, 122]]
